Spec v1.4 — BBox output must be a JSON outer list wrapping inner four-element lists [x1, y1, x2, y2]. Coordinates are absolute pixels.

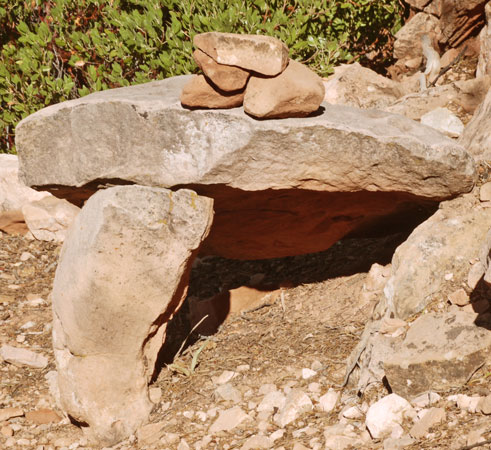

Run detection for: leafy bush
[[0, 0, 406, 153]]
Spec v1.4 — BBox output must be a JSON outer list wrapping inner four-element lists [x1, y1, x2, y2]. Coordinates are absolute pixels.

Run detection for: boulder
[[384, 195, 491, 319], [243, 59, 325, 118], [420, 107, 464, 138], [477, 2, 491, 77], [16, 75, 476, 260], [194, 32, 289, 77], [393, 13, 440, 61], [180, 74, 245, 109], [193, 49, 250, 92], [52, 186, 213, 444], [0, 154, 50, 212], [384, 310, 491, 398], [433, 0, 488, 47], [322, 62, 406, 110], [22, 196, 80, 242], [459, 86, 491, 160], [405, 0, 432, 9], [479, 228, 491, 286]]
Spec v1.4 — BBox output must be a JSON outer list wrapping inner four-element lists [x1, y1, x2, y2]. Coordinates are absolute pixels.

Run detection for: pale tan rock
[[480, 182, 491, 202], [409, 407, 445, 439], [274, 389, 313, 427], [209, 407, 250, 433], [468, 261, 485, 289], [25, 409, 62, 424], [323, 63, 406, 110], [0, 345, 48, 369], [394, 13, 440, 60], [194, 32, 288, 76], [385, 196, 491, 318], [477, 394, 491, 414], [0, 154, 50, 213], [459, 86, 491, 160], [477, 3, 491, 77], [365, 394, 414, 439], [52, 186, 213, 445], [0, 210, 28, 235], [136, 421, 166, 446], [448, 288, 470, 306], [193, 49, 249, 92], [244, 59, 324, 119], [0, 407, 24, 422], [0, 425, 13, 437], [180, 74, 244, 109], [22, 196, 80, 242], [420, 107, 464, 138], [384, 311, 491, 398]]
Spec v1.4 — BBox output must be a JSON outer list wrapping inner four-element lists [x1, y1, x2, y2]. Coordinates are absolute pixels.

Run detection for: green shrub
[[0, 0, 406, 153]]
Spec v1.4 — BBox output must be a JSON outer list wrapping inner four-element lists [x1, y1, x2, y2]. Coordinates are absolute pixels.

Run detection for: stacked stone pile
[[180, 32, 325, 119]]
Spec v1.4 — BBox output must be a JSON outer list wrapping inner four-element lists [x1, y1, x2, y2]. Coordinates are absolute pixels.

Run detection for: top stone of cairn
[[193, 32, 289, 76]]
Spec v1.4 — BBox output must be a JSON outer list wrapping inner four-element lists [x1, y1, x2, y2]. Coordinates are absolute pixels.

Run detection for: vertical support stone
[[51, 186, 213, 445]]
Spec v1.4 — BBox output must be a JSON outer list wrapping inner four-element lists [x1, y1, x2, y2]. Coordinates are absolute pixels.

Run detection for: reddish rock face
[[180, 74, 245, 109], [243, 59, 325, 119], [194, 32, 289, 76], [193, 49, 250, 92]]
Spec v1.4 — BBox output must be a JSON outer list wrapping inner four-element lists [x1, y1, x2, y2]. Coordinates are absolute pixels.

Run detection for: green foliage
[[0, 0, 406, 153]]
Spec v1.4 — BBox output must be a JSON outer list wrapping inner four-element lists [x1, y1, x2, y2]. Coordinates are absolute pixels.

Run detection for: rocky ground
[[0, 206, 490, 449]]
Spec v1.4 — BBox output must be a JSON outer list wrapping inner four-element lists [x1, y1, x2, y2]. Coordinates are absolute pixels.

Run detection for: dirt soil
[[1, 219, 490, 449]]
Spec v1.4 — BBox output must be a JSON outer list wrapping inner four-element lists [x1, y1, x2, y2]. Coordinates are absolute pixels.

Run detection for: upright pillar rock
[[194, 32, 289, 76], [51, 186, 213, 444]]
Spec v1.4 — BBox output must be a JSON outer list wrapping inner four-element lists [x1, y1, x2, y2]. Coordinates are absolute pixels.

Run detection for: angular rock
[[209, 406, 249, 433], [16, 75, 476, 260], [25, 409, 62, 424], [420, 107, 464, 138], [193, 49, 250, 92], [194, 32, 289, 77], [480, 229, 491, 286], [241, 435, 273, 450], [459, 86, 491, 161], [384, 195, 491, 319], [365, 394, 415, 439], [405, 0, 432, 9], [136, 421, 166, 446], [317, 389, 339, 413], [0, 210, 28, 235], [323, 63, 406, 109], [477, 3, 491, 77], [477, 394, 491, 414], [434, 0, 488, 47], [0, 344, 48, 369], [0, 154, 50, 212], [448, 288, 470, 306], [409, 407, 445, 439], [180, 74, 245, 109], [51, 186, 213, 445], [244, 59, 325, 119], [394, 13, 440, 61], [257, 390, 286, 413], [447, 394, 481, 413], [384, 311, 491, 398], [0, 407, 24, 422], [274, 389, 313, 427], [22, 196, 80, 242]]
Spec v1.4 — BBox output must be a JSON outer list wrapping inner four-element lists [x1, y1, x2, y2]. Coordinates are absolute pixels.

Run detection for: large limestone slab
[[384, 195, 491, 319], [52, 186, 213, 444], [384, 310, 491, 398], [16, 75, 476, 259]]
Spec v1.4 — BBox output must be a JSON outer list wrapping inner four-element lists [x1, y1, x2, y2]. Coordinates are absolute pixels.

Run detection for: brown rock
[[244, 59, 325, 119], [25, 409, 62, 424], [477, 2, 491, 77], [180, 74, 244, 109], [189, 285, 282, 334], [194, 32, 289, 76], [434, 0, 487, 47], [405, 0, 432, 9], [193, 49, 249, 92], [409, 407, 446, 439], [0, 210, 28, 235]]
